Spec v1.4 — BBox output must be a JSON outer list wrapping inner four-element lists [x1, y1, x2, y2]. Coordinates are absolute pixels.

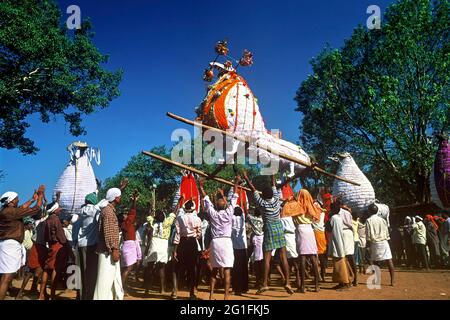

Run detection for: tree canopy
[[0, 0, 123, 154], [295, 0, 449, 206]]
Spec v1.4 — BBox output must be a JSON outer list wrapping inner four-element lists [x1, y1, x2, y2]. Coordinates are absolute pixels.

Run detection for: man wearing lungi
[[366, 204, 395, 286], [339, 204, 358, 286], [200, 176, 240, 300], [293, 189, 321, 293], [327, 200, 353, 291], [312, 200, 328, 282], [94, 188, 124, 300], [39, 197, 70, 300], [120, 190, 141, 295], [280, 216, 300, 290], [143, 208, 177, 295], [243, 172, 295, 295], [16, 210, 49, 300], [0, 186, 45, 300]]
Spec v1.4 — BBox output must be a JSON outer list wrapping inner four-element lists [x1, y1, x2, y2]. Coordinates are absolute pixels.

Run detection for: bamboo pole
[[167, 112, 360, 186], [142, 151, 256, 193]]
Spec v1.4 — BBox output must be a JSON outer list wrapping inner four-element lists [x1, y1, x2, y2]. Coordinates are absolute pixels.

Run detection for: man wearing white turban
[[94, 179, 128, 300], [0, 185, 45, 300]]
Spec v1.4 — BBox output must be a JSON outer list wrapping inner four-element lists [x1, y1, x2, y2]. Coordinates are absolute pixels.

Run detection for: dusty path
[[8, 267, 449, 300]]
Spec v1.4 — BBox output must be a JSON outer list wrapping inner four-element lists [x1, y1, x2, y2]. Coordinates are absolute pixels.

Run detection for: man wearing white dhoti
[[365, 204, 395, 286], [200, 176, 239, 300], [143, 209, 177, 295], [327, 199, 353, 291], [94, 188, 124, 300], [339, 206, 357, 286], [0, 186, 45, 300]]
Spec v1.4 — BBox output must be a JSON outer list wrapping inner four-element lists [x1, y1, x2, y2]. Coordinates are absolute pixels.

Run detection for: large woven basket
[[332, 153, 375, 215], [54, 142, 100, 219]]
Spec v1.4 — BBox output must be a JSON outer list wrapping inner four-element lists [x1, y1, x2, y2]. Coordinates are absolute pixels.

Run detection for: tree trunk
[[415, 171, 429, 204]]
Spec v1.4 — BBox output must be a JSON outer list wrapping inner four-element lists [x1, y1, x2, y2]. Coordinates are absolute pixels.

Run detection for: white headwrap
[[47, 202, 60, 214], [0, 192, 18, 206], [97, 199, 109, 209], [415, 215, 423, 222], [106, 188, 121, 202]]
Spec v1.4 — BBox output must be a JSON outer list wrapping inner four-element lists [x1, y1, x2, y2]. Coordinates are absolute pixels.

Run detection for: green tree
[[295, 0, 449, 206], [0, 0, 122, 154], [101, 146, 180, 218]]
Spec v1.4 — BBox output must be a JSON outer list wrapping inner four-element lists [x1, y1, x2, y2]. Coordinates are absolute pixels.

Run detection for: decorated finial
[[239, 49, 254, 67], [203, 68, 214, 82], [215, 40, 229, 56], [203, 40, 254, 82]]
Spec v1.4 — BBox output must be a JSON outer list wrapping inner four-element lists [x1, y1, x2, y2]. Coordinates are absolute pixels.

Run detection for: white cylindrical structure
[[332, 153, 375, 215], [54, 142, 100, 219]]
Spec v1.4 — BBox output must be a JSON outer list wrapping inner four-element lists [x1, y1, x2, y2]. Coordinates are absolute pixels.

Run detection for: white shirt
[[412, 221, 427, 245], [366, 214, 390, 243], [231, 214, 247, 249]]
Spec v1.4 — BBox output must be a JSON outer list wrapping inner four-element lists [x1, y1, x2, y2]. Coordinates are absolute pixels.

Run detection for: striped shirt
[[253, 187, 282, 224]]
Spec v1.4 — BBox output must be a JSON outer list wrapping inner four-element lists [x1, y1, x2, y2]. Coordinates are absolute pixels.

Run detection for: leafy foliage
[[295, 0, 449, 206], [0, 0, 123, 154]]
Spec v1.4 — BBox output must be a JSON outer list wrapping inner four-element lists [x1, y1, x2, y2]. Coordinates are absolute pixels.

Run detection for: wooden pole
[[142, 151, 256, 193], [166, 112, 360, 186]]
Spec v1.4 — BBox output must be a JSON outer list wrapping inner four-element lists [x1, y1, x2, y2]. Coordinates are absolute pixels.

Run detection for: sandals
[[284, 286, 294, 295], [255, 287, 269, 295]]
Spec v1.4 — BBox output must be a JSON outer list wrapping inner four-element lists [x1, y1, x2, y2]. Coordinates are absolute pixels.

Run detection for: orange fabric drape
[[281, 184, 295, 201], [179, 173, 200, 210], [236, 187, 248, 215], [425, 214, 439, 230], [296, 189, 322, 221]]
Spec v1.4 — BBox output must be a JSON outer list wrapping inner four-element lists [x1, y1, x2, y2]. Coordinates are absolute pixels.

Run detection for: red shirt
[[120, 208, 136, 241]]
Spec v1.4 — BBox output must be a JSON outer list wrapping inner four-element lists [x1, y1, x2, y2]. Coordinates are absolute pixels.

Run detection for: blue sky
[[1, 0, 394, 199]]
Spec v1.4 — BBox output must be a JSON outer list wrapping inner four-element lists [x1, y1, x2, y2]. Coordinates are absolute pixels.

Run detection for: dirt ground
[[7, 266, 450, 300]]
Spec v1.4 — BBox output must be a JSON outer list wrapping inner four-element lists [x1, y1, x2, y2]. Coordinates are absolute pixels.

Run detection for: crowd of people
[[0, 174, 449, 300]]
